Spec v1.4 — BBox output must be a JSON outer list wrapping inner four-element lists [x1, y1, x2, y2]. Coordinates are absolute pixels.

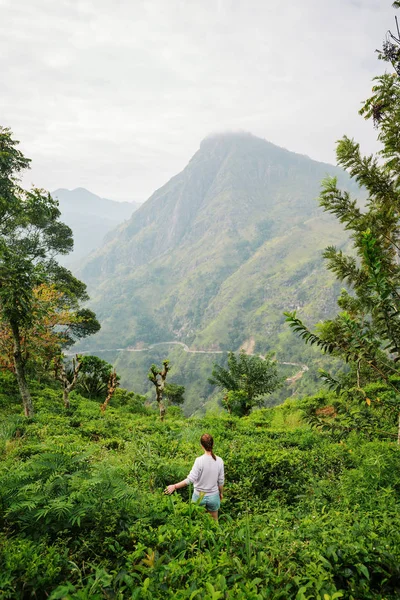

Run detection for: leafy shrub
[[1, 389, 400, 598]]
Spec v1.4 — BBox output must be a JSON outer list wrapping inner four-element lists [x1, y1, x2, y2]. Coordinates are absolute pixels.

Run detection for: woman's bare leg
[[208, 510, 218, 521]]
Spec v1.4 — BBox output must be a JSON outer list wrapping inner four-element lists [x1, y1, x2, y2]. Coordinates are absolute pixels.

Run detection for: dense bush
[[0, 386, 400, 599]]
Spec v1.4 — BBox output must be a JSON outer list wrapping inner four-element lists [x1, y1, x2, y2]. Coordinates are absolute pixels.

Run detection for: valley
[[71, 133, 356, 410]]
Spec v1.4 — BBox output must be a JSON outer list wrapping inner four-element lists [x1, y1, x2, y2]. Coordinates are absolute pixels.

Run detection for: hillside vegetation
[[105, 344, 340, 416], [79, 133, 354, 358], [1, 378, 400, 600], [74, 134, 357, 409]]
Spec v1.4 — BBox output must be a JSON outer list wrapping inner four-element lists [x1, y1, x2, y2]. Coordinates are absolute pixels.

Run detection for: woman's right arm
[[164, 458, 200, 494], [218, 460, 225, 499], [164, 479, 188, 495]]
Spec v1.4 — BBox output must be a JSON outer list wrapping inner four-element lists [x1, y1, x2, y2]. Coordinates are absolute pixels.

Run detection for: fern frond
[[318, 370, 343, 394]]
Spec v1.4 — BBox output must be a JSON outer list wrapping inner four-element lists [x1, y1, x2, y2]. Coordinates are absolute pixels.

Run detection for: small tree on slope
[[148, 360, 170, 420], [209, 350, 282, 417]]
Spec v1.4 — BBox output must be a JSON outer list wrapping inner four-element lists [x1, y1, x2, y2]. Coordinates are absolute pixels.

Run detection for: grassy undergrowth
[[1, 383, 400, 599]]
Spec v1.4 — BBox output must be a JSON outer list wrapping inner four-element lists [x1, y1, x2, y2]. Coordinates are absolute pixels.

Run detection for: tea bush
[[0, 383, 400, 598]]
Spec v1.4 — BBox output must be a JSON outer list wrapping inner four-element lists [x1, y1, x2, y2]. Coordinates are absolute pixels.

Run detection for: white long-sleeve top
[[185, 454, 224, 496]]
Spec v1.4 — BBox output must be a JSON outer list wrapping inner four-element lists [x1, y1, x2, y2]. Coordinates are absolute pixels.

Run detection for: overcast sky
[[0, 0, 396, 202]]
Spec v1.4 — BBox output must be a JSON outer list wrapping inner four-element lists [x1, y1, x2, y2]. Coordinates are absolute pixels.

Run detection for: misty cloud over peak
[[1, 0, 393, 201]]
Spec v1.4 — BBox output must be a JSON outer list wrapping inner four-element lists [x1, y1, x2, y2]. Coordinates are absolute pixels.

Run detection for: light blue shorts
[[192, 492, 221, 512]]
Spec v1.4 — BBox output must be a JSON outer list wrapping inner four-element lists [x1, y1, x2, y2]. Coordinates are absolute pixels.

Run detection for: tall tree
[[285, 4, 400, 441], [0, 127, 99, 415], [209, 350, 281, 417], [0, 284, 99, 381]]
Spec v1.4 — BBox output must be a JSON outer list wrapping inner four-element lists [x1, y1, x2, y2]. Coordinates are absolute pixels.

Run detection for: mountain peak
[[197, 132, 323, 168], [81, 132, 347, 288], [53, 187, 106, 201], [199, 131, 272, 153], [200, 131, 257, 145]]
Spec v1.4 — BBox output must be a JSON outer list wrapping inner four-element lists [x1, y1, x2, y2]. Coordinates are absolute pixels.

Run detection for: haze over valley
[[65, 131, 357, 412]]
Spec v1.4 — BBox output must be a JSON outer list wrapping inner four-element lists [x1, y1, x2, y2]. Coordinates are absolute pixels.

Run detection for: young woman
[[164, 433, 224, 521]]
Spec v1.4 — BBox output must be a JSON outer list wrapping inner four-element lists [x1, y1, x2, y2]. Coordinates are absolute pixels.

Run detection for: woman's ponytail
[[200, 433, 216, 460]]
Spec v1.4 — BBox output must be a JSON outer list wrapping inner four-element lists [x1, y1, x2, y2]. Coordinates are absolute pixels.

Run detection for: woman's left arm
[[164, 479, 188, 495]]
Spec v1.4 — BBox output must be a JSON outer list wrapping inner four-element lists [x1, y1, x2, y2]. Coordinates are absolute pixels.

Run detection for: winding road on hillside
[[71, 341, 309, 383]]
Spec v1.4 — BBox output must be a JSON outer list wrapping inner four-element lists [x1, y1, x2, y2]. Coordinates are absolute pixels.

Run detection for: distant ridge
[[53, 187, 137, 216], [52, 187, 140, 265]]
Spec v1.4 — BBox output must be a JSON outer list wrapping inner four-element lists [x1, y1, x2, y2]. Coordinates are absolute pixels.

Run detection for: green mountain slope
[[77, 133, 354, 409], [52, 187, 140, 265]]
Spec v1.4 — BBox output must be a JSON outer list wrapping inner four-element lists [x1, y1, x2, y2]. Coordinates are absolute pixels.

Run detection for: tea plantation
[[1, 376, 399, 600]]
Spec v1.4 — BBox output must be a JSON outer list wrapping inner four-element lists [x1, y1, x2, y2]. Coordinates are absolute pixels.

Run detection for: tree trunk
[[63, 387, 70, 409], [156, 386, 166, 421], [159, 400, 166, 421], [398, 412, 400, 445], [100, 370, 118, 412], [55, 355, 82, 410], [224, 395, 232, 414], [149, 360, 170, 421], [243, 396, 253, 417], [10, 320, 34, 417], [155, 376, 165, 421]]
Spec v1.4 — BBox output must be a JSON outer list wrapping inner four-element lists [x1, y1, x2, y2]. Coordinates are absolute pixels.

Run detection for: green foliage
[[62, 308, 100, 348], [285, 8, 400, 433], [112, 345, 225, 417], [76, 355, 116, 399], [110, 388, 148, 413], [298, 380, 400, 443], [209, 350, 282, 416], [0, 127, 73, 327], [164, 383, 185, 405], [0, 127, 100, 416], [1, 389, 400, 598], [148, 360, 170, 384]]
